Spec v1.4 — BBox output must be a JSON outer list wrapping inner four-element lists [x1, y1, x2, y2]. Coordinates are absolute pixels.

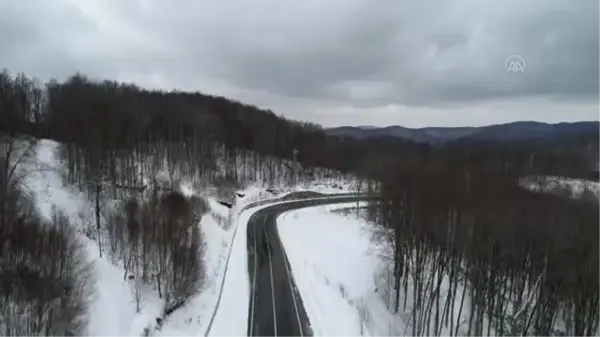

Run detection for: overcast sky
[[0, 0, 598, 127]]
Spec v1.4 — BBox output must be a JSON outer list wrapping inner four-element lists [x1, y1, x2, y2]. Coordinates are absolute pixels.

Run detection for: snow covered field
[[18, 139, 357, 336], [277, 202, 405, 336]]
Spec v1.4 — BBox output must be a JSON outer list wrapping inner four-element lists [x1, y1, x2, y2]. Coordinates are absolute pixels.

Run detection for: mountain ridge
[[326, 121, 600, 144]]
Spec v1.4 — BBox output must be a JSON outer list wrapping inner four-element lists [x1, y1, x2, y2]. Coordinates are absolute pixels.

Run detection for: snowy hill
[[5, 138, 357, 336]]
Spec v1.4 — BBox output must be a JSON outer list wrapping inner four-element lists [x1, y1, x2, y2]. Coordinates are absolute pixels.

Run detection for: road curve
[[246, 195, 378, 336]]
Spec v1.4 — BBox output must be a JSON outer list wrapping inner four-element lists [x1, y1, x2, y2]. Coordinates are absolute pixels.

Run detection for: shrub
[[107, 188, 206, 312]]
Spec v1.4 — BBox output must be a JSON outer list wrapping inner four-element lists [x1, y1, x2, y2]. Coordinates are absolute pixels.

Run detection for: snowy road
[[245, 196, 378, 336]]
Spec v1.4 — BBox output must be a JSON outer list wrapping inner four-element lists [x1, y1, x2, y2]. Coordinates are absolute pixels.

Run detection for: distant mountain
[[326, 121, 599, 144], [355, 125, 380, 130]]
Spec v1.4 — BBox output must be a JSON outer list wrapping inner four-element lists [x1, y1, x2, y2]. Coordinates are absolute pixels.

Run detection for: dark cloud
[[0, 0, 597, 126]]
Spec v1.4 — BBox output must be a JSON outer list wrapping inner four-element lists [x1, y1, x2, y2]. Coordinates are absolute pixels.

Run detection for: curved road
[[246, 195, 378, 336]]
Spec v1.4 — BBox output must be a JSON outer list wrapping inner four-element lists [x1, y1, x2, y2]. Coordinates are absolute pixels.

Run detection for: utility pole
[[293, 148, 299, 185]]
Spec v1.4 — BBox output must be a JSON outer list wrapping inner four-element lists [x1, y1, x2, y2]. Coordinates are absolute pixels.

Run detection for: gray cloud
[[0, 0, 597, 127]]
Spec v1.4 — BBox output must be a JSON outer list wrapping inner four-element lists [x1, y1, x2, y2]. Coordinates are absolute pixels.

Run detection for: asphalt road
[[246, 195, 378, 336]]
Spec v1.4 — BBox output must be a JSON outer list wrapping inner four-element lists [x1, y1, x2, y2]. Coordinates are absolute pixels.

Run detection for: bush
[[0, 185, 93, 335], [107, 188, 206, 312]]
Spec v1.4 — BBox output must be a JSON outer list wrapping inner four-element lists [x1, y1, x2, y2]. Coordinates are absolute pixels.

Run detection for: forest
[[0, 69, 598, 335]]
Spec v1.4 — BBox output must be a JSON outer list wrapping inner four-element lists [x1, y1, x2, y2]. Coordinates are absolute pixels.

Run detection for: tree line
[[2, 69, 596, 181]]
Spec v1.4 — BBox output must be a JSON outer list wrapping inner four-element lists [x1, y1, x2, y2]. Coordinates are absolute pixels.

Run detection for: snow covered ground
[[277, 202, 405, 336], [275, 177, 596, 336], [19, 139, 357, 336], [521, 175, 600, 199], [200, 197, 370, 337], [277, 203, 488, 336], [21, 138, 583, 336]]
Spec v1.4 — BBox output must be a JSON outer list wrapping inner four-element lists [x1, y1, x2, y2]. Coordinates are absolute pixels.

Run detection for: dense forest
[[1, 70, 597, 180], [0, 69, 598, 335]]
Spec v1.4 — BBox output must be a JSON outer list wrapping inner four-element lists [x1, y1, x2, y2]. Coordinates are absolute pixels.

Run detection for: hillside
[[0, 133, 359, 335], [1, 69, 598, 336], [1, 71, 597, 180]]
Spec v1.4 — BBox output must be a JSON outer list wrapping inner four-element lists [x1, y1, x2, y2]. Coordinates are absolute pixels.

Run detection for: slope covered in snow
[[277, 203, 402, 336], [17, 139, 357, 336]]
